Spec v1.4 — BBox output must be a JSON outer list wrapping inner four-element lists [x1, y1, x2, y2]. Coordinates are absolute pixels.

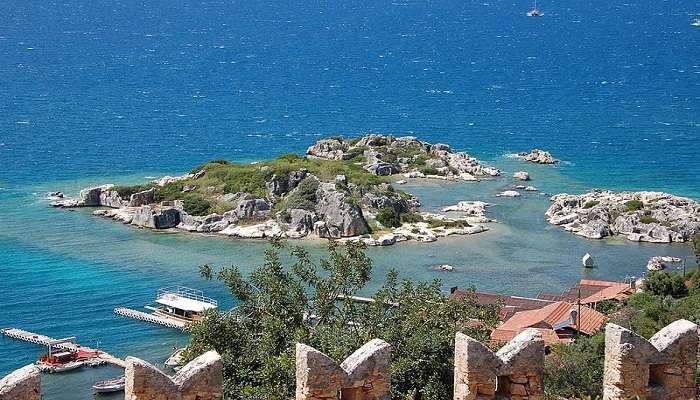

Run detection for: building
[[490, 301, 608, 346], [449, 287, 555, 321], [537, 279, 635, 307]]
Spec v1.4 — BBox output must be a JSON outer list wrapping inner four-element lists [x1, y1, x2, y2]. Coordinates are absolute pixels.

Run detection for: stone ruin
[[0, 365, 40, 400], [124, 350, 223, 400], [454, 329, 544, 400], [603, 320, 698, 400], [0, 320, 697, 400], [296, 339, 391, 400]]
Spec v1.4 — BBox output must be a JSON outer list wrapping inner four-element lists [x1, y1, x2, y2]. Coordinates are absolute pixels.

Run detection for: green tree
[[643, 271, 688, 298], [376, 207, 401, 228], [544, 333, 605, 400], [692, 231, 700, 266], [184, 239, 500, 400]]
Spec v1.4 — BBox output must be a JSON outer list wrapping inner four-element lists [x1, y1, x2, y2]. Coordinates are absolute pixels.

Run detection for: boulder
[[234, 198, 270, 220], [306, 138, 349, 160], [132, 206, 181, 229], [366, 162, 399, 176], [267, 170, 308, 196], [497, 190, 521, 198], [513, 171, 530, 181], [285, 209, 317, 238], [376, 234, 397, 246], [314, 183, 369, 238], [646, 256, 682, 271], [128, 188, 155, 207], [519, 149, 559, 164]]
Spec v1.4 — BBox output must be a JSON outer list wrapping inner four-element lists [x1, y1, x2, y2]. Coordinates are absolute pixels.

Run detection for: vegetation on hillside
[[112, 154, 390, 216], [185, 240, 501, 400]]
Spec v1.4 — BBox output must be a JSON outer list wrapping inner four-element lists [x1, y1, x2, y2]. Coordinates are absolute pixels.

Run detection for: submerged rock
[[497, 190, 521, 198], [513, 171, 530, 181]]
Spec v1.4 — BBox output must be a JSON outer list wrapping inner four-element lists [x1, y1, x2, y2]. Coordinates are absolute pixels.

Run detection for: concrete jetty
[[1, 327, 125, 369]]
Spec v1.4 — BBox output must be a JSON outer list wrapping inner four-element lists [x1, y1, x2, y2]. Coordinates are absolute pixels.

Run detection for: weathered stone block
[[454, 329, 544, 400], [603, 319, 698, 400], [125, 350, 223, 400], [296, 339, 390, 400], [0, 365, 40, 400]]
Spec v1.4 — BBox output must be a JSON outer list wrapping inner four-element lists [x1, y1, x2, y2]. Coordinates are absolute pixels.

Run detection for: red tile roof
[[450, 289, 554, 320], [536, 279, 633, 305], [490, 301, 608, 346]]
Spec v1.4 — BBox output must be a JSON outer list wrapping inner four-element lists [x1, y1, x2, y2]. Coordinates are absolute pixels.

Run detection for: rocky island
[[51, 135, 499, 246], [545, 190, 700, 243], [517, 149, 559, 165]]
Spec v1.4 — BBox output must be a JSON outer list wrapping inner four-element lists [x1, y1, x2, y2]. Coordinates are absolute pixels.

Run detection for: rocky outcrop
[[132, 206, 181, 229], [314, 183, 369, 238], [497, 190, 521, 198], [518, 149, 559, 164], [306, 138, 349, 160], [513, 171, 530, 181], [646, 256, 682, 271], [307, 134, 500, 181], [128, 188, 155, 207], [545, 190, 700, 243], [268, 170, 308, 196]]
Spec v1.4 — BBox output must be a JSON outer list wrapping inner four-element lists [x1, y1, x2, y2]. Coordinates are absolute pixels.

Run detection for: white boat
[[145, 286, 218, 324], [692, 19, 700, 27], [527, 0, 543, 16], [39, 360, 84, 373], [165, 348, 185, 368], [93, 376, 126, 393]]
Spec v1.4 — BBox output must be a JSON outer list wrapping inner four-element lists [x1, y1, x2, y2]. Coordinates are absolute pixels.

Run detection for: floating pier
[[1, 328, 125, 369], [114, 307, 187, 330]]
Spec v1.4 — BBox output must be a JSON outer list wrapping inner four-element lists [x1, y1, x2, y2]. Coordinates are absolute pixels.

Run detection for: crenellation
[[454, 329, 545, 400], [296, 339, 391, 400], [603, 319, 698, 400], [2, 321, 699, 400], [0, 365, 40, 400], [124, 350, 223, 400]]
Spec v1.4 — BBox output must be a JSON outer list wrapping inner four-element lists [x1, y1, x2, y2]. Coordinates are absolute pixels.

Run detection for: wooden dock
[[114, 307, 187, 329], [1, 328, 125, 368]]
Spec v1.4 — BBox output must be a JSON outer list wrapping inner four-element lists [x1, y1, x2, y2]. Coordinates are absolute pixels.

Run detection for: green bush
[[623, 200, 644, 212], [420, 166, 440, 176], [639, 215, 659, 224], [376, 207, 401, 228], [183, 193, 213, 216], [643, 271, 688, 298], [544, 333, 605, 400], [280, 177, 319, 211], [400, 212, 424, 224], [112, 184, 153, 198], [427, 218, 469, 229], [583, 200, 599, 209], [692, 232, 700, 266]]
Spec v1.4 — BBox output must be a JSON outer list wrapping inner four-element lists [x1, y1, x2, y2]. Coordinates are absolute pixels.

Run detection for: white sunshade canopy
[[156, 293, 218, 313]]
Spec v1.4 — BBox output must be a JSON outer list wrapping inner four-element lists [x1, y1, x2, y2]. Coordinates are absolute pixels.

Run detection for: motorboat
[[93, 376, 126, 393]]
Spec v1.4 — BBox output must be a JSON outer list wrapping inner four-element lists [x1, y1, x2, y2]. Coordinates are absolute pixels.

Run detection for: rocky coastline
[[545, 190, 700, 243], [51, 135, 499, 246]]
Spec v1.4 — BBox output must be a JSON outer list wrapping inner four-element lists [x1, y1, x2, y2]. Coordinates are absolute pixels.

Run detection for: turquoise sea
[[1, 0, 698, 398]]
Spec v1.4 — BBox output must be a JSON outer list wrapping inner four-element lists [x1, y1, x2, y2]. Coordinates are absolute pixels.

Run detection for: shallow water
[[1, 0, 699, 398]]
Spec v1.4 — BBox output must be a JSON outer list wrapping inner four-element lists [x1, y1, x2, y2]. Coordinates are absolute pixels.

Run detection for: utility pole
[[577, 287, 581, 339]]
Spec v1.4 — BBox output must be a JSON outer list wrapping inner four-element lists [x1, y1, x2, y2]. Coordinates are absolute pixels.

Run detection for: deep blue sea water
[[1, 0, 698, 398]]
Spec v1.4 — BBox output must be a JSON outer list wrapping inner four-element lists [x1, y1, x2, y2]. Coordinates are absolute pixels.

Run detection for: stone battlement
[[1, 320, 697, 400]]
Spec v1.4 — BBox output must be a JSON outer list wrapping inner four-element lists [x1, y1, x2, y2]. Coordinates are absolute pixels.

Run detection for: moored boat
[[145, 286, 218, 324], [93, 376, 126, 393]]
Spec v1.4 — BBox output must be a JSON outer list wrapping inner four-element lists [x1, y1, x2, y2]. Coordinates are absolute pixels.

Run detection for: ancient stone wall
[[603, 319, 698, 400], [454, 329, 544, 400], [125, 350, 223, 400], [2, 320, 698, 400], [296, 339, 391, 400], [0, 365, 40, 400]]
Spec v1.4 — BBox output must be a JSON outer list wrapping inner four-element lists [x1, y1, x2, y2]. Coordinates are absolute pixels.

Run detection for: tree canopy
[[185, 239, 500, 400]]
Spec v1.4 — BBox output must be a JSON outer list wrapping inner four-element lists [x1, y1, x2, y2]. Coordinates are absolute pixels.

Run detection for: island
[[545, 190, 700, 243], [51, 135, 501, 246]]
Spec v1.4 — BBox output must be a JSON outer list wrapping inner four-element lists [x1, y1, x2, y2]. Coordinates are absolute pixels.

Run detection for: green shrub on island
[[583, 200, 599, 209], [399, 212, 424, 224], [112, 184, 154, 199], [692, 232, 700, 265], [114, 153, 402, 217], [638, 215, 659, 224], [185, 240, 500, 400], [376, 207, 401, 228], [420, 166, 440, 176], [544, 332, 605, 400], [278, 177, 318, 211], [182, 193, 214, 216], [623, 199, 644, 212]]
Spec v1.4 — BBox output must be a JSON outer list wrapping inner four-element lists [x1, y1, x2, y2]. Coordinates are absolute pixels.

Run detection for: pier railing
[[1, 320, 698, 400]]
